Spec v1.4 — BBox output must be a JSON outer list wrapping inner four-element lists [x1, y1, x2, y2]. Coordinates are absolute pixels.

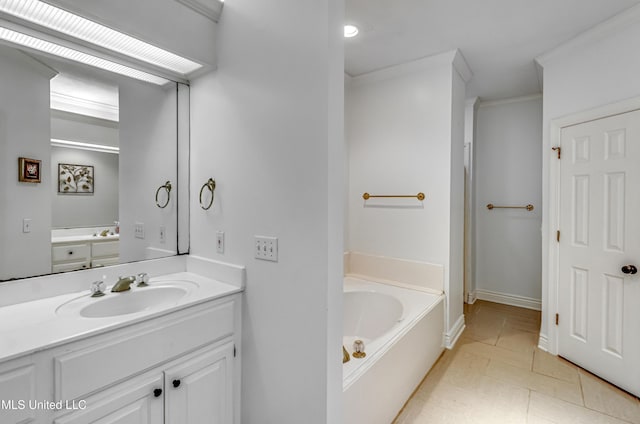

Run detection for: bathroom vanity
[[51, 235, 120, 273], [0, 260, 243, 424]]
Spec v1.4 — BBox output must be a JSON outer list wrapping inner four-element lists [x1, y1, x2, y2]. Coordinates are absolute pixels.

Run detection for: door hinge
[[552, 147, 561, 159], [233, 345, 236, 358], [555, 313, 559, 326], [556, 230, 560, 242]]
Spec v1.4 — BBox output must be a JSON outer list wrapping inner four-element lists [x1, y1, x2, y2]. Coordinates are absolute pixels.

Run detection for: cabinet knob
[[153, 388, 162, 397], [172, 379, 181, 388], [68, 251, 73, 255]]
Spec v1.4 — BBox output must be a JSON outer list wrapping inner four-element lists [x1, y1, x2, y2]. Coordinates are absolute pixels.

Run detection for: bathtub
[[343, 276, 444, 424]]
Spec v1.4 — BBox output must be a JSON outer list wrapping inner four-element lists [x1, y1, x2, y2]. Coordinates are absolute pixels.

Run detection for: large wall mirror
[[0, 44, 188, 282]]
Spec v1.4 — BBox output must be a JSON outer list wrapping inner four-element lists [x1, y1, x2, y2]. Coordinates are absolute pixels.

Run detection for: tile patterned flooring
[[393, 300, 640, 424]]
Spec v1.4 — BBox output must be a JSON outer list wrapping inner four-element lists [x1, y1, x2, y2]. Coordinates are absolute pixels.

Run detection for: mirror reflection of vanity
[[0, 45, 187, 281]]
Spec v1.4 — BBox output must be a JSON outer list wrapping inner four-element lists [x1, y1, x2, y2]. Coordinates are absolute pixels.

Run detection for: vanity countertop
[[52, 234, 120, 243], [0, 272, 241, 363]]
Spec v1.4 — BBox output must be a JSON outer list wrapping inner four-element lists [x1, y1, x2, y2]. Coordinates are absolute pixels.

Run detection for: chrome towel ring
[[199, 178, 216, 210], [155, 181, 172, 208]]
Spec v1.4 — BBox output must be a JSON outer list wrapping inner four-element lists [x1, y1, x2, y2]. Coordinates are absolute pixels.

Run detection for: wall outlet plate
[[255, 236, 278, 262]]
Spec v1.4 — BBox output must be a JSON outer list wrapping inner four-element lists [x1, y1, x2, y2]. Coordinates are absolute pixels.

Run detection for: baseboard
[[466, 290, 477, 304], [443, 315, 465, 349], [475, 289, 541, 311], [538, 333, 549, 352]]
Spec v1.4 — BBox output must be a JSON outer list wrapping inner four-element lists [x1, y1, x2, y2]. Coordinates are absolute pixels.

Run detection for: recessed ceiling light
[[0, 27, 170, 85], [0, 0, 202, 75], [344, 25, 359, 38]]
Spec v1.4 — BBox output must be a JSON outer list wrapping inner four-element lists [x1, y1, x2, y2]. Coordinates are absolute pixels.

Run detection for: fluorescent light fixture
[[344, 25, 359, 38], [51, 138, 119, 154], [0, 27, 169, 85], [0, 0, 202, 74]]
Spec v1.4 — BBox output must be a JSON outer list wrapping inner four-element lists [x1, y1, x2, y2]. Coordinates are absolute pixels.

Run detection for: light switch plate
[[216, 231, 224, 253], [255, 236, 278, 262], [134, 222, 145, 239], [22, 218, 32, 233]]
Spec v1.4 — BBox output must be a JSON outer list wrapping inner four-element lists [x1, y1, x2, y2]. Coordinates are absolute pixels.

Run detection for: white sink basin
[[56, 281, 197, 318], [81, 286, 187, 317]]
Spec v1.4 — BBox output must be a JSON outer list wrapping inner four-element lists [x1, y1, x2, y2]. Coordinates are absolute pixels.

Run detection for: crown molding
[[174, 0, 223, 22], [349, 50, 460, 87], [452, 49, 472, 83], [536, 3, 640, 67], [479, 93, 542, 108], [50, 91, 119, 122]]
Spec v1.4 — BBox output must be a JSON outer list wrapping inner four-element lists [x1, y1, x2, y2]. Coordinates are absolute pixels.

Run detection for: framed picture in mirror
[[58, 163, 95, 194], [18, 157, 42, 183]]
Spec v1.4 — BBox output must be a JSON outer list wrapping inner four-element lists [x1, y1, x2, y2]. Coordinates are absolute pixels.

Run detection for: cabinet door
[[54, 374, 163, 424], [164, 342, 234, 424]]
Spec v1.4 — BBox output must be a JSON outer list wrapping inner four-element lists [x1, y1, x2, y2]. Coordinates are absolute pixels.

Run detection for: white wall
[[119, 80, 178, 262], [51, 147, 119, 228], [189, 1, 344, 422], [51, 111, 118, 147], [474, 96, 543, 306], [346, 51, 467, 342], [538, 5, 640, 345], [0, 47, 55, 280]]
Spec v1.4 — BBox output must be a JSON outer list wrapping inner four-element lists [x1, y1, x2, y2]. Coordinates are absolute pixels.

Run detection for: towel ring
[[155, 181, 172, 208], [199, 178, 216, 210]]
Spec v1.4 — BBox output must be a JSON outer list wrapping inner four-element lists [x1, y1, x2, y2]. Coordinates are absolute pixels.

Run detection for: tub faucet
[[111, 275, 136, 292]]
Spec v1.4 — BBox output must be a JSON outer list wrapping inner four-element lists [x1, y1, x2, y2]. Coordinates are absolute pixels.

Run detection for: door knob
[[621, 265, 638, 275]]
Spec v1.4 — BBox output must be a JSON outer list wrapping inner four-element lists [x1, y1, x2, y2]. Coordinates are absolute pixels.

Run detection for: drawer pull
[[153, 388, 162, 397], [172, 379, 181, 388]]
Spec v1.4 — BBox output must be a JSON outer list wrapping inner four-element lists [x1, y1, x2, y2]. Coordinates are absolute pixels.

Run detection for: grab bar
[[363, 192, 425, 201], [486, 203, 534, 211]]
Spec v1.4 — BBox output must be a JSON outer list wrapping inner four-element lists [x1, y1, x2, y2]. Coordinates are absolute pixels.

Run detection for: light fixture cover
[[0, 27, 169, 85], [51, 138, 119, 154], [0, 0, 202, 74]]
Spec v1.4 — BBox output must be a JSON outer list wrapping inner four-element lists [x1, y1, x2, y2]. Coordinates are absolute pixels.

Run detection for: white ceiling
[[345, 0, 640, 100]]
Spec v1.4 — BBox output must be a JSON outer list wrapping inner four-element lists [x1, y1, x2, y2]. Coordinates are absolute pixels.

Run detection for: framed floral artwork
[[18, 157, 42, 183], [58, 163, 94, 194]]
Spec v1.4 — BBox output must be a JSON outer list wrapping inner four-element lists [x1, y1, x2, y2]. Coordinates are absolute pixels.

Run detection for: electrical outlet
[[159, 226, 166, 243], [135, 222, 145, 239], [216, 231, 225, 254], [22, 218, 32, 233], [255, 236, 278, 262]]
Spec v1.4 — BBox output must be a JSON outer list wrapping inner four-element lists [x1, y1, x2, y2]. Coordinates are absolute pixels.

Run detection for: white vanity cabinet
[[0, 292, 241, 424], [51, 238, 119, 273], [164, 342, 235, 423]]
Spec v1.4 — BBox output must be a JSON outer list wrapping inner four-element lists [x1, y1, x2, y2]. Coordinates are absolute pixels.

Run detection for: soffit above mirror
[[50, 65, 119, 122], [35, 0, 219, 75]]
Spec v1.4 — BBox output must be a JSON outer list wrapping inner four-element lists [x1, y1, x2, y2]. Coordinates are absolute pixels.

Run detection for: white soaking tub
[[343, 276, 444, 424]]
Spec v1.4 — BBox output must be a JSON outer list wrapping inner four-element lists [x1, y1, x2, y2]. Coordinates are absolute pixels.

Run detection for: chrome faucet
[[111, 275, 136, 292], [136, 272, 150, 287]]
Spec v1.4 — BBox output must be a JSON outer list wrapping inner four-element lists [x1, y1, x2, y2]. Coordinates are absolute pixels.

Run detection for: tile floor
[[393, 300, 640, 424]]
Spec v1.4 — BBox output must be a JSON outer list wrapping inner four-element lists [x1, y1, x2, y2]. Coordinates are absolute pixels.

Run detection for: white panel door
[[164, 342, 234, 424], [558, 109, 640, 397]]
